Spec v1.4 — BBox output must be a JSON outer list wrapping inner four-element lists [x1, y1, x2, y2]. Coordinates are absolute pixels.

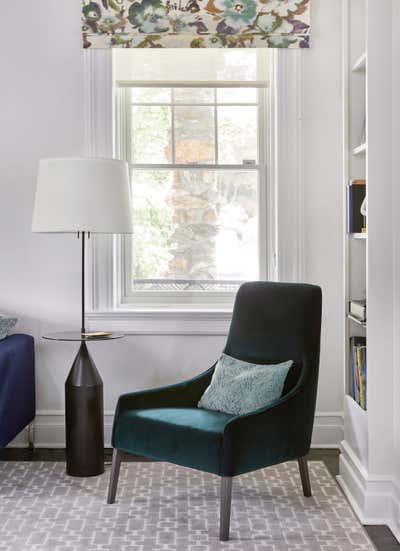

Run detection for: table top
[[42, 331, 124, 342]]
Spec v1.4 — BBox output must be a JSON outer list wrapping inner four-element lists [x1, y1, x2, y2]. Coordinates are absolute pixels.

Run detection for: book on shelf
[[347, 179, 366, 233], [349, 336, 367, 410], [349, 299, 366, 322]]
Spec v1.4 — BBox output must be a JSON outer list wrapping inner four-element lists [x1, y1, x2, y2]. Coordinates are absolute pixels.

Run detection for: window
[[113, 50, 269, 309]]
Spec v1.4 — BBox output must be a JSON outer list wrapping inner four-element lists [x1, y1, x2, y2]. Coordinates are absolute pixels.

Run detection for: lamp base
[[65, 342, 104, 477]]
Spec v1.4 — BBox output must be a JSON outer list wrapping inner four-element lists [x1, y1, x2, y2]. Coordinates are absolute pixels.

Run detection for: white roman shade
[[113, 48, 268, 88]]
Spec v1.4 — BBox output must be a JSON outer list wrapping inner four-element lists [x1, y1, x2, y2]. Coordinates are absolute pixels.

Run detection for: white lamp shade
[[32, 158, 132, 233]]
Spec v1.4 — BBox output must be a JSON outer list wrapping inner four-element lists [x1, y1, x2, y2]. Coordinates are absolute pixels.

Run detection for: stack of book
[[347, 179, 366, 233], [349, 336, 367, 410]]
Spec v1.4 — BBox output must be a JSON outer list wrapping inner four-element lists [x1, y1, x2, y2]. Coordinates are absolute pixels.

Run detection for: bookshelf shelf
[[344, 394, 368, 466], [346, 393, 367, 414], [352, 53, 367, 72], [347, 314, 366, 327], [352, 143, 367, 156], [349, 232, 367, 239]]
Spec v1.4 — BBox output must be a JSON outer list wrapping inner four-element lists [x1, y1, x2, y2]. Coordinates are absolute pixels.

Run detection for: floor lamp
[[32, 158, 132, 476]]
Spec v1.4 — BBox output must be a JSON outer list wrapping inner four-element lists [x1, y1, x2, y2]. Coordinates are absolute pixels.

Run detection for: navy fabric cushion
[[113, 407, 234, 474], [0, 334, 35, 447]]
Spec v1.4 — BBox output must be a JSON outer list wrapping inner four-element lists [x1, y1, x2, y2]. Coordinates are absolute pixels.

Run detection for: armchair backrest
[[224, 281, 322, 402]]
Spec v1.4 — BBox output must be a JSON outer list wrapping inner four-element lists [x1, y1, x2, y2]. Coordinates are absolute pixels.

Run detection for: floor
[[0, 447, 398, 550], [309, 449, 399, 551]]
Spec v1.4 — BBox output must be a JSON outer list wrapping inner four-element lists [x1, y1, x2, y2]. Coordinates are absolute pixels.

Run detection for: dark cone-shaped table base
[[65, 342, 104, 477]]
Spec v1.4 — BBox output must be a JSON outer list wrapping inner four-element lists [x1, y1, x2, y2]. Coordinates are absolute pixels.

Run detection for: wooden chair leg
[[27, 422, 34, 451], [107, 448, 122, 504], [298, 456, 312, 497], [220, 476, 232, 541]]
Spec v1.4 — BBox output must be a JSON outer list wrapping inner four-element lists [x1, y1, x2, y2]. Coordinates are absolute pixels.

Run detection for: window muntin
[[126, 88, 259, 167]]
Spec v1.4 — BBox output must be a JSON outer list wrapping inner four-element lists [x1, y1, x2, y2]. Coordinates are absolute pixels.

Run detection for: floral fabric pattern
[[82, 0, 310, 48]]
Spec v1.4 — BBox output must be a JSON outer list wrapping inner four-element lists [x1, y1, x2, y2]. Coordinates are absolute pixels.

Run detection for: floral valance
[[82, 0, 310, 48]]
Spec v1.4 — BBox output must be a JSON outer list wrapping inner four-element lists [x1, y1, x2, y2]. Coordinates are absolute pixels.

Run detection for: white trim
[[117, 80, 269, 88], [83, 50, 115, 313], [87, 310, 231, 335], [311, 411, 344, 448], [337, 440, 400, 541], [7, 411, 343, 449], [83, 49, 113, 158], [127, 163, 261, 169], [274, 50, 304, 282], [85, 49, 305, 318]]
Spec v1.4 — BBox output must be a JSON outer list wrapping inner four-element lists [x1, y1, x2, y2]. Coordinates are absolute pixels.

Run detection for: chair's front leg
[[219, 476, 232, 541], [107, 448, 122, 504], [298, 456, 312, 497]]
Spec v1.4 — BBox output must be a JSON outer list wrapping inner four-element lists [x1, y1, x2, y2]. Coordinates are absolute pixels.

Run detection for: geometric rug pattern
[[0, 461, 375, 551]]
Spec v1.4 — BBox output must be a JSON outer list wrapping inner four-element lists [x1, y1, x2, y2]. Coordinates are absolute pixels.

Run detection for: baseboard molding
[[8, 412, 116, 449], [311, 412, 343, 448], [337, 440, 400, 543], [8, 411, 344, 449]]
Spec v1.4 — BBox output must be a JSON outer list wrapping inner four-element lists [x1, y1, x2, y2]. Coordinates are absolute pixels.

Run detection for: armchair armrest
[[115, 365, 215, 417], [221, 364, 316, 476]]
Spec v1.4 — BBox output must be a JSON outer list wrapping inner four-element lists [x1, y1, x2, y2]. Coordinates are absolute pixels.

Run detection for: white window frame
[[85, 49, 304, 334], [115, 82, 268, 310]]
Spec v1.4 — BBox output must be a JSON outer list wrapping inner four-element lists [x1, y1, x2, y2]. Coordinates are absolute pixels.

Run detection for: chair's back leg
[[298, 456, 312, 497], [27, 422, 34, 450], [107, 448, 122, 504], [220, 476, 233, 541]]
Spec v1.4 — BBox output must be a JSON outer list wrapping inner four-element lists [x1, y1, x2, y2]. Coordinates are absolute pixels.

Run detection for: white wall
[[301, 0, 344, 417], [0, 1, 344, 447]]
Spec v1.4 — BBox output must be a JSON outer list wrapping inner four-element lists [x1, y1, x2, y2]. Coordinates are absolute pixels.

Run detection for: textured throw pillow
[[198, 353, 293, 416], [0, 316, 18, 340]]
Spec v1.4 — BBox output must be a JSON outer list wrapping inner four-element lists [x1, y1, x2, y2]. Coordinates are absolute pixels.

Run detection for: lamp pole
[[80, 231, 86, 335]]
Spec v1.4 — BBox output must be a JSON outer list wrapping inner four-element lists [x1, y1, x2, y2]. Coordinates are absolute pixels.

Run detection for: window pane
[[174, 106, 215, 164], [130, 169, 258, 291], [131, 88, 171, 103], [218, 106, 258, 165], [130, 170, 173, 279], [174, 88, 214, 104], [217, 88, 257, 104], [215, 171, 258, 281], [131, 106, 172, 164]]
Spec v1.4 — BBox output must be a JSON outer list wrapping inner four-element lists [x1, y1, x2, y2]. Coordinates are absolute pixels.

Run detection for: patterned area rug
[[0, 460, 375, 551]]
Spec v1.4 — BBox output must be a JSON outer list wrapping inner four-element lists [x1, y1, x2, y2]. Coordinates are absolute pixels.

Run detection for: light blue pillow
[[0, 316, 18, 340], [198, 353, 293, 416]]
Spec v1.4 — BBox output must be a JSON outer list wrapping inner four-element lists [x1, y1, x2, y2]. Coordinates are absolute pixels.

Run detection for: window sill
[[86, 310, 232, 335]]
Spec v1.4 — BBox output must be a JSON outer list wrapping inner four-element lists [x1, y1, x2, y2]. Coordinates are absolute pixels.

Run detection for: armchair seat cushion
[[113, 407, 234, 475]]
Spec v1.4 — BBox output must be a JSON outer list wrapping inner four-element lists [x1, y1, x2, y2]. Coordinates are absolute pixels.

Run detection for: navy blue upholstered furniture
[[0, 334, 35, 448], [107, 282, 322, 540]]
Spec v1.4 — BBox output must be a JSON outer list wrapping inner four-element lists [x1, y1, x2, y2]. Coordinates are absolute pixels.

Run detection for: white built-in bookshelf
[[339, 0, 396, 530], [343, 0, 367, 468]]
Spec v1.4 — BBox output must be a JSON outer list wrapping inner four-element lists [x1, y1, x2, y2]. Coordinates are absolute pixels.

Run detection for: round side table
[[43, 332, 124, 477]]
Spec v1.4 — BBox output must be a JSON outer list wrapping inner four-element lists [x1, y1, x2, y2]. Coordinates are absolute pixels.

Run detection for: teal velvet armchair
[[107, 282, 322, 541]]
